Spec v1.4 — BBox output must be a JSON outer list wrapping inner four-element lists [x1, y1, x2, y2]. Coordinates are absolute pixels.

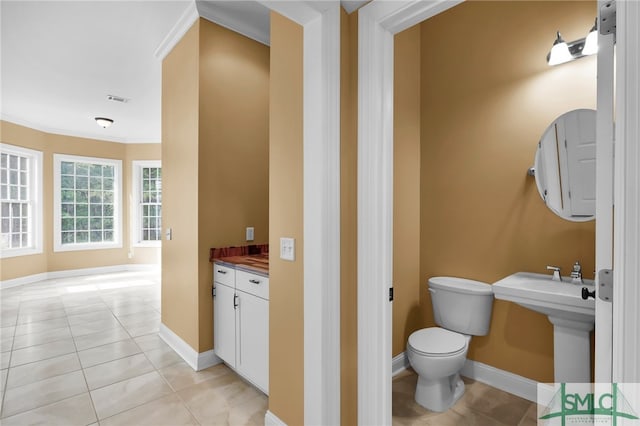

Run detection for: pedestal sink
[[492, 272, 595, 383]]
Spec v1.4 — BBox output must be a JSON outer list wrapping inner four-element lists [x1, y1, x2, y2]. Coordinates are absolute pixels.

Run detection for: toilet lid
[[408, 327, 466, 356]]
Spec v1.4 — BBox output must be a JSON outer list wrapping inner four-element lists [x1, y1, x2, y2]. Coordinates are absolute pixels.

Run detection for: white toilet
[[407, 276, 494, 412]]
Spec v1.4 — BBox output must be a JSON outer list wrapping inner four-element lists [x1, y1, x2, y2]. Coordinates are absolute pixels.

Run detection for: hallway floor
[[0, 270, 266, 425], [393, 370, 538, 426]]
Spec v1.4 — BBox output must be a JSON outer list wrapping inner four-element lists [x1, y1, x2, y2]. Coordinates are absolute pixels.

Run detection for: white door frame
[[594, 0, 614, 383], [358, 0, 640, 424], [357, 2, 461, 424], [612, 0, 640, 384]]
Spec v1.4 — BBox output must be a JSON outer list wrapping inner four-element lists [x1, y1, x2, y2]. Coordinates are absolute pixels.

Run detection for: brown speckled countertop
[[215, 253, 269, 277]]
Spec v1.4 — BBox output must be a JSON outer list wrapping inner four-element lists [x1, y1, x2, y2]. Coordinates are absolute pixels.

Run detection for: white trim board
[[154, 1, 199, 60], [264, 410, 287, 426], [613, 0, 640, 384], [392, 352, 410, 377], [0, 264, 159, 289], [158, 323, 221, 372], [392, 352, 540, 403], [460, 359, 540, 403]]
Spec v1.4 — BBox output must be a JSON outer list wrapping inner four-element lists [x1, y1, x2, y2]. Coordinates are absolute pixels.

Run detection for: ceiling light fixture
[[547, 19, 599, 66], [95, 117, 114, 128]]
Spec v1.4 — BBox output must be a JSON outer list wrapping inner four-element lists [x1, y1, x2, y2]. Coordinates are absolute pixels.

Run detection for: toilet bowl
[[407, 277, 493, 412]]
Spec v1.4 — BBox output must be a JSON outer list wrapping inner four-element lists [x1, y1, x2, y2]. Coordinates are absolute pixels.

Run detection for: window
[[0, 144, 43, 258], [132, 161, 162, 246], [54, 154, 122, 251]]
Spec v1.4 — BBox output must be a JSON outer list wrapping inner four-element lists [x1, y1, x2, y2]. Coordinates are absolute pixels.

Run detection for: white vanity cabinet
[[213, 262, 269, 394]]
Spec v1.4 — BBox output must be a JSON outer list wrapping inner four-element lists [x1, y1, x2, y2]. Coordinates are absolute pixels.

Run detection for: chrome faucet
[[571, 261, 583, 284], [547, 265, 562, 282]]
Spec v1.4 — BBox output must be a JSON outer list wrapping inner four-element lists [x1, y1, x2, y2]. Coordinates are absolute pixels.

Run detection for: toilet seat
[[408, 327, 467, 357]]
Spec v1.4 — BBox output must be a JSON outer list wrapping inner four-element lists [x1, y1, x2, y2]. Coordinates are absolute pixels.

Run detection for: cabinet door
[[237, 290, 269, 394], [214, 282, 236, 368]]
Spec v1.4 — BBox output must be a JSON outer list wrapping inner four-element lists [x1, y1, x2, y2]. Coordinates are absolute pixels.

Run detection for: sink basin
[[492, 272, 596, 383], [492, 272, 595, 322]]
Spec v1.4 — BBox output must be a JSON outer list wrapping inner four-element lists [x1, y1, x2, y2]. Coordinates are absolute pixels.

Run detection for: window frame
[[0, 143, 43, 258], [131, 160, 162, 248], [53, 153, 122, 252]]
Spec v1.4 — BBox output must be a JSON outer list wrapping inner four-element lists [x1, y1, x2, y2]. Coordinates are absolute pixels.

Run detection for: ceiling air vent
[[106, 94, 129, 103]]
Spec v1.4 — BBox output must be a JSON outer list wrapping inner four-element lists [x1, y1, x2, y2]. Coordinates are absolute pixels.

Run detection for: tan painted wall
[[393, 25, 423, 357], [268, 11, 304, 426], [161, 21, 201, 350], [197, 19, 270, 351], [417, 1, 596, 383], [0, 121, 160, 282], [340, 8, 359, 426], [161, 19, 269, 353]]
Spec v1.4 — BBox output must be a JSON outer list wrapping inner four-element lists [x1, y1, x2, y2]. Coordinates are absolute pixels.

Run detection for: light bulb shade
[[95, 117, 114, 128], [583, 28, 598, 55], [548, 32, 571, 66]]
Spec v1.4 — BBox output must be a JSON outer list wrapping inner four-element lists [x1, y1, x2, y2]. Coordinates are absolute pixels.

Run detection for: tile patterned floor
[[1, 270, 539, 425], [0, 271, 267, 425], [392, 370, 539, 426]]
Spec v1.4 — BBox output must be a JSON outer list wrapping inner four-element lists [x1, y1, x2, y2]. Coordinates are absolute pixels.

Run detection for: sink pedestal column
[[548, 316, 595, 383]]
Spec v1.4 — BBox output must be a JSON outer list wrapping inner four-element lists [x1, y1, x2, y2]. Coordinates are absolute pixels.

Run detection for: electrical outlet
[[246, 227, 254, 241], [280, 237, 295, 261]]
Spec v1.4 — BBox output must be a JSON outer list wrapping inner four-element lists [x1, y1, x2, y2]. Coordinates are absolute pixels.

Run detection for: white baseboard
[[0, 264, 159, 289], [393, 351, 539, 403], [460, 358, 539, 403], [392, 351, 410, 377], [159, 323, 221, 372], [264, 410, 287, 426]]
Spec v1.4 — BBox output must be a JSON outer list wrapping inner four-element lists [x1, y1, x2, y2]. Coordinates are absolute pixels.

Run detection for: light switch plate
[[166, 228, 172, 241], [246, 227, 254, 241], [280, 237, 295, 261]]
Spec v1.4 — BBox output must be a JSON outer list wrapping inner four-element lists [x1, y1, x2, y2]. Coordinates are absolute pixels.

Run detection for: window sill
[[54, 242, 123, 253], [0, 247, 43, 259]]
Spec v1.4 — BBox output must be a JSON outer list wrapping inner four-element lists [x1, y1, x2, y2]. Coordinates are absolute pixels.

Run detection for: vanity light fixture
[[95, 117, 114, 128], [583, 19, 598, 55], [547, 19, 599, 66], [547, 31, 572, 66]]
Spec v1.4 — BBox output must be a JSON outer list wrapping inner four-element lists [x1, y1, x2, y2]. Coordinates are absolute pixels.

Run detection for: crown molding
[[154, 0, 199, 60]]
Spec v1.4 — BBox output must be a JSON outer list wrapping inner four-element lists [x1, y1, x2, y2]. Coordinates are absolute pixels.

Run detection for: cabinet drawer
[[236, 270, 269, 300], [214, 263, 236, 287]]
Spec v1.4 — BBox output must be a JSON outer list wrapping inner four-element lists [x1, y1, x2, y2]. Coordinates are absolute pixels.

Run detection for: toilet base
[[414, 373, 465, 412]]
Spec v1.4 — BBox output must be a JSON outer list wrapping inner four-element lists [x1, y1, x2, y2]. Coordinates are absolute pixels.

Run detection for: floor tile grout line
[[62, 292, 100, 425], [0, 318, 17, 417], [3, 355, 83, 392], [0, 387, 89, 420], [1, 271, 258, 425]]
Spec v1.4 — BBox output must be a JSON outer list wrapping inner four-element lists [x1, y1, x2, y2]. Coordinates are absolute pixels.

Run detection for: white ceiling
[[0, 1, 366, 144]]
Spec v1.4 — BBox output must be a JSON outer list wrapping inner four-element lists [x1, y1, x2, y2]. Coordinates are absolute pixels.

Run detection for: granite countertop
[[215, 253, 269, 277]]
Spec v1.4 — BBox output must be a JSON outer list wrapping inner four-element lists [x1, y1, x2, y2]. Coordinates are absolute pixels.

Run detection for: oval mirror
[[533, 109, 596, 221]]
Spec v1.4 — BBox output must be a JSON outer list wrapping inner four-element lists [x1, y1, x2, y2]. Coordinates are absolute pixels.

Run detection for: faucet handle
[[546, 265, 562, 282], [572, 261, 582, 273]]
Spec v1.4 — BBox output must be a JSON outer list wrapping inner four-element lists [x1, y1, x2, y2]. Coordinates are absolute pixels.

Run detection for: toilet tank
[[428, 276, 494, 336]]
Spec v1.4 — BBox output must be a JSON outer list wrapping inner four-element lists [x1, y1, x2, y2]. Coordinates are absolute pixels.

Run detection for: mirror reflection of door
[[534, 109, 596, 221], [560, 109, 596, 217]]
